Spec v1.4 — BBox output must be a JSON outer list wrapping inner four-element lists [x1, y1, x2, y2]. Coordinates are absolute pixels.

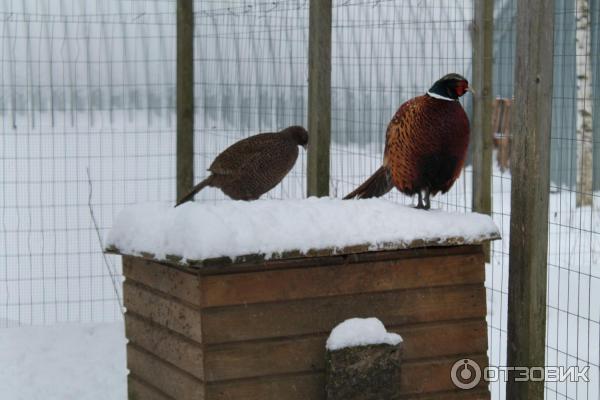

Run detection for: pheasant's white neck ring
[[427, 91, 455, 101]]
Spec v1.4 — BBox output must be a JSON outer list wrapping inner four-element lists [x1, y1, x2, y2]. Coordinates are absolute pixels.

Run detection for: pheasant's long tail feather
[[343, 166, 393, 199], [175, 176, 214, 207]]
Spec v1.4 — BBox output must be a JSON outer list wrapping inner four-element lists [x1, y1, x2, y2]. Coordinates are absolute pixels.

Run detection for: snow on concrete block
[[105, 197, 500, 264], [326, 317, 403, 351], [326, 318, 404, 400]]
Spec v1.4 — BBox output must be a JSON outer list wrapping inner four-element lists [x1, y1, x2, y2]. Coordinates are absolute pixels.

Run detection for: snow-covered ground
[[0, 322, 126, 400], [486, 167, 600, 400]]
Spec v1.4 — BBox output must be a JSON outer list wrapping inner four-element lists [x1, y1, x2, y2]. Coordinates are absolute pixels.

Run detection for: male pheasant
[[344, 73, 471, 210], [175, 125, 308, 206]]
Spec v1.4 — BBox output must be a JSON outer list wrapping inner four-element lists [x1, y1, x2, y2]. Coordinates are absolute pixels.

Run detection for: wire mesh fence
[[489, 0, 600, 399], [545, 0, 600, 398], [486, 2, 515, 399], [193, 0, 309, 202], [329, 0, 473, 212], [0, 1, 599, 399], [1, 0, 176, 326], [192, 0, 474, 210]]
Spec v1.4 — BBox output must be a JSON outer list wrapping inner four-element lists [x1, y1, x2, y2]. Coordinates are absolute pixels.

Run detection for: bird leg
[[416, 192, 425, 209], [415, 189, 431, 210], [423, 188, 431, 210]]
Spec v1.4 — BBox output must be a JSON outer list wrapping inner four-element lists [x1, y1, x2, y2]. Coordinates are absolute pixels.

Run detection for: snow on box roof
[[105, 197, 500, 265]]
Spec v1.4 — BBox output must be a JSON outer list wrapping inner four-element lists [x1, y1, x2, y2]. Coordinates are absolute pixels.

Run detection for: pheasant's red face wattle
[[454, 81, 469, 97]]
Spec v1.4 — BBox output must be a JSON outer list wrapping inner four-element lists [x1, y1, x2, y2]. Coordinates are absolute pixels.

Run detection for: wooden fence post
[[307, 0, 332, 197], [507, 0, 554, 398], [471, 0, 494, 261], [176, 0, 195, 201]]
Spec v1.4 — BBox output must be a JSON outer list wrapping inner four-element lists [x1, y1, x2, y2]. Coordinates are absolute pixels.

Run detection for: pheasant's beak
[[467, 86, 476, 95]]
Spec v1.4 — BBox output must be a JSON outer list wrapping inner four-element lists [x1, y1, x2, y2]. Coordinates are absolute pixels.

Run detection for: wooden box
[[117, 243, 491, 400]]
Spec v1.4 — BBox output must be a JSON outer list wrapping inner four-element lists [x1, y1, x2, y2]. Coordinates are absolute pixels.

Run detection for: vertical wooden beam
[[307, 0, 332, 197], [471, 0, 494, 261], [176, 0, 195, 201], [507, 0, 554, 398]]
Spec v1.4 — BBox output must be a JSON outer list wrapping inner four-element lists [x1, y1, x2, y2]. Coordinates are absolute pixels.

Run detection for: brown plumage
[[175, 126, 308, 206], [344, 73, 471, 209]]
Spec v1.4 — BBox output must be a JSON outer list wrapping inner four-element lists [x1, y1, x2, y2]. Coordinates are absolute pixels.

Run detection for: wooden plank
[[400, 355, 488, 395], [396, 319, 487, 360], [123, 256, 200, 306], [507, 0, 554, 398], [195, 244, 482, 276], [128, 345, 204, 400], [125, 312, 204, 380], [110, 243, 491, 273], [206, 373, 325, 400], [176, 0, 194, 200], [202, 284, 486, 343], [128, 375, 174, 400], [204, 356, 488, 399], [194, 244, 485, 275], [124, 281, 203, 343], [471, 0, 494, 261], [307, 0, 332, 197], [203, 319, 487, 381], [201, 253, 484, 307], [398, 389, 490, 399]]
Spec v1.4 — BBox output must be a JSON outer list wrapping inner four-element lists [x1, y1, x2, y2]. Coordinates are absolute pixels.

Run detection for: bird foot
[[415, 189, 431, 210]]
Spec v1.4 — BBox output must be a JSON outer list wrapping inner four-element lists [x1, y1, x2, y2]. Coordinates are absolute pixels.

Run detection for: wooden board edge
[[108, 237, 495, 274], [128, 374, 175, 400]]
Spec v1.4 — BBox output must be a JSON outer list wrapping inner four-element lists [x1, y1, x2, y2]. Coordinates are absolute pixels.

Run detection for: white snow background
[[0, 323, 127, 400]]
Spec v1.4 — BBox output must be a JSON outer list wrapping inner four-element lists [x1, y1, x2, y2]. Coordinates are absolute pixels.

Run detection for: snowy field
[[0, 322, 126, 400], [486, 169, 600, 399]]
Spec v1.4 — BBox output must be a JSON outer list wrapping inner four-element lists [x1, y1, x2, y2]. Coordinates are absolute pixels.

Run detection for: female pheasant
[[344, 73, 471, 210], [176, 125, 308, 206]]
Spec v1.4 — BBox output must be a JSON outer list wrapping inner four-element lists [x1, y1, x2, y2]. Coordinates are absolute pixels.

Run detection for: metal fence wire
[[1, 0, 176, 326], [1, 1, 599, 399], [489, 0, 600, 399]]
